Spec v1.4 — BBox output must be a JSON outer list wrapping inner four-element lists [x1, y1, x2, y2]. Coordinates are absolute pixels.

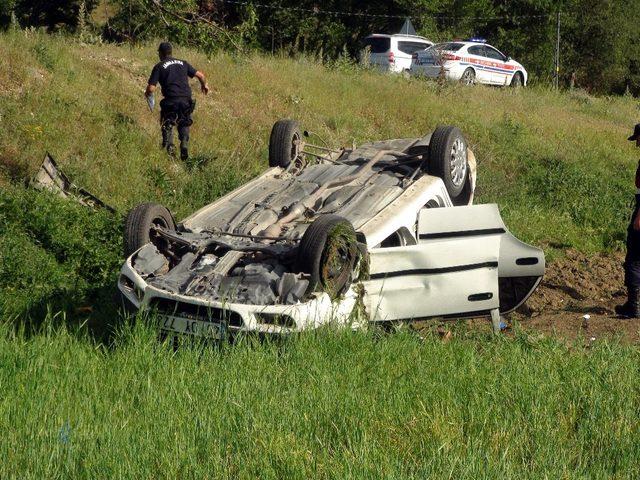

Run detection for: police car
[[410, 40, 527, 87]]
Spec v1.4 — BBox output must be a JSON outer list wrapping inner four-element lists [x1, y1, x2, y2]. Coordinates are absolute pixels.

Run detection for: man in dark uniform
[[616, 123, 640, 318], [145, 42, 209, 160]]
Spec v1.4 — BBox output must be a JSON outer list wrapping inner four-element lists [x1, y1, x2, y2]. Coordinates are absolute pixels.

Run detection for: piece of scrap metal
[[31, 153, 116, 213]]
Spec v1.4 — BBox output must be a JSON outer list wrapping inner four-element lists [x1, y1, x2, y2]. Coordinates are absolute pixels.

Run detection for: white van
[[361, 34, 434, 73]]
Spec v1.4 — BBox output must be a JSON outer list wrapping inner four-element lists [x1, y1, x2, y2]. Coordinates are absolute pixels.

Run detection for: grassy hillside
[[2, 29, 639, 320], [2, 31, 640, 478], [1, 30, 638, 238]]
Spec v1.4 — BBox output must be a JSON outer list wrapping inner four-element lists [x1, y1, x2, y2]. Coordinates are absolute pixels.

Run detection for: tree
[[2, 0, 99, 31]]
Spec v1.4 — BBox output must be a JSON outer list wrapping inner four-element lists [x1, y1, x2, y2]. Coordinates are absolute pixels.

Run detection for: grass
[[2, 320, 640, 479], [1, 30, 640, 477]]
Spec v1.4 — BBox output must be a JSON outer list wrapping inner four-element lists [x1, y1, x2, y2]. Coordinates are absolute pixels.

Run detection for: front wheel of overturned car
[[123, 202, 175, 257], [269, 119, 302, 168], [427, 125, 469, 200], [297, 215, 359, 298]]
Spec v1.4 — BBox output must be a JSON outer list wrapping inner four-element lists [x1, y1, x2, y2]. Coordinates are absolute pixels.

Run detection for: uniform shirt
[[148, 57, 197, 99]]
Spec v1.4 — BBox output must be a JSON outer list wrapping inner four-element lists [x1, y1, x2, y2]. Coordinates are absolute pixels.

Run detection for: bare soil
[[420, 250, 640, 344], [513, 249, 640, 343]]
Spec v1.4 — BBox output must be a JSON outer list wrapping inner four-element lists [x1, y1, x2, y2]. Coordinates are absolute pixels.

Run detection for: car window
[[484, 46, 506, 61], [363, 37, 390, 54], [434, 42, 464, 52], [467, 45, 485, 57], [398, 41, 431, 55]]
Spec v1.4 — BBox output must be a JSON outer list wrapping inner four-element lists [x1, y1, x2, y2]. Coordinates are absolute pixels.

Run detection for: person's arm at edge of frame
[[194, 70, 209, 95]]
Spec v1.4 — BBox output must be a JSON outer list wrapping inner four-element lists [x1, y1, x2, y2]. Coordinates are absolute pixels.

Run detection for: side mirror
[[506, 56, 512, 62]]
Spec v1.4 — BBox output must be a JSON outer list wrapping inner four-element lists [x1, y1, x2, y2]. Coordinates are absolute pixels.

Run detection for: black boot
[[180, 147, 189, 161], [615, 286, 640, 318], [166, 144, 176, 158]]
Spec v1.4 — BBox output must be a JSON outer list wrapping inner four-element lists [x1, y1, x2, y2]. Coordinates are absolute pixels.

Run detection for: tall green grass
[[1, 320, 639, 479]]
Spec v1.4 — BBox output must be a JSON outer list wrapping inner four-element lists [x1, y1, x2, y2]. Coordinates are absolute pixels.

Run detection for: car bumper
[[117, 257, 359, 336], [410, 64, 462, 81]]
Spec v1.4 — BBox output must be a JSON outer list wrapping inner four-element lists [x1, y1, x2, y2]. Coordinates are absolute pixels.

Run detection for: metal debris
[[31, 153, 116, 213]]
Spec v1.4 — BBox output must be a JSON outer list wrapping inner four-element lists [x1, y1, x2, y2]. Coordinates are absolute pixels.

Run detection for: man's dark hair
[[158, 42, 173, 57]]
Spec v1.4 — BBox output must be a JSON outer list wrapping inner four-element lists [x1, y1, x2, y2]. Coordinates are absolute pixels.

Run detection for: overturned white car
[[118, 120, 544, 338]]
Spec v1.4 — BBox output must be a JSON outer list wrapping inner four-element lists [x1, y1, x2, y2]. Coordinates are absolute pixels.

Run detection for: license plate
[[159, 315, 227, 339]]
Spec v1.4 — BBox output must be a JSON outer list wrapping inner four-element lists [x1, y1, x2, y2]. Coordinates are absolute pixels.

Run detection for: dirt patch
[[526, 249, 625, 315], [515, 249, 640, 343]]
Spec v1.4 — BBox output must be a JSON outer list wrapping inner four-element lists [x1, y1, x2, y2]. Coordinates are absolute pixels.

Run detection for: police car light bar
[[468, 37, 487, 43]]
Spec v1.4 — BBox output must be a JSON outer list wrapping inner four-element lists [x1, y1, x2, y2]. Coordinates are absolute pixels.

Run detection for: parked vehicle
[[410, 41, 528, 87], [118, 120, 544, 339], [361, 34, 434, 73]]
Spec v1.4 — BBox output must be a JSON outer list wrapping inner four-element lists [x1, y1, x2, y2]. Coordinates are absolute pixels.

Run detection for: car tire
[[297, 215, 358, 298], [123, 202, 175, 257], [461, 68, 476, 86], [268, 119, 302, 168], [427, 126, 469, 199], [511, 72, 524, 87]]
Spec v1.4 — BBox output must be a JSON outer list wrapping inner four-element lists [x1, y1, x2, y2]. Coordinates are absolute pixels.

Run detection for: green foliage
[[105, 0, 254, 52], [1, 0, 99, 31], [0, 187, 122, 321]]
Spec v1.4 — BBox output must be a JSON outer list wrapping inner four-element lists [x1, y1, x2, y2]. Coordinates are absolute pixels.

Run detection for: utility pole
[[554, 10, 561, 89]]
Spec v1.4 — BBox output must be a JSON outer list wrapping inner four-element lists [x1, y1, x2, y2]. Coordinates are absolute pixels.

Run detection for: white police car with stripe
[[410, 40, 527, 87]]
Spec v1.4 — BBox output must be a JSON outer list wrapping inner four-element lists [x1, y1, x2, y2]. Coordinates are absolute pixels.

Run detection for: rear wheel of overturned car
[[427, 125, 469, 200], [269, 119, 302, 168], [297, 215, 359, 298], [123, 202, 175, 257]]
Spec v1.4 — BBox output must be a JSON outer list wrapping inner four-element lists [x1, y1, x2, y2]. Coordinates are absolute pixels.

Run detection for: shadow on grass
[[183, 152, 218, 172], [3, 283, 129, 347]]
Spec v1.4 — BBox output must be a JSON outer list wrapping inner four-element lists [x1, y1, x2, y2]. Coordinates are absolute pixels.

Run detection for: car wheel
[[461, 68, 476, 86], [268, 119, 302, 168], [297, 215, 359, 298], [511, 72, 524, 87], [426, 126, 469, 199], [123, 202, 175, 257]]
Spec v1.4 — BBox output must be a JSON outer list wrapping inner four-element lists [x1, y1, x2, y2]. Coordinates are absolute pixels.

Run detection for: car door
[[465, 45, 492, 84], [361, 204, 545, 322], [361, 204, 503, 321], [483, 45, 512, 85]]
